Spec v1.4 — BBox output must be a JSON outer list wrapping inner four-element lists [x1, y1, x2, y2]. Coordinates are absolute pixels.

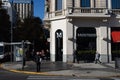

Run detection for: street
[[0, 67, 120, 80]]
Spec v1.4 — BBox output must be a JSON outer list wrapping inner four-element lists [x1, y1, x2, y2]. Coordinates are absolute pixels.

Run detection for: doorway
[[55, 29, 63, 61], [76, 27, 96, 62]]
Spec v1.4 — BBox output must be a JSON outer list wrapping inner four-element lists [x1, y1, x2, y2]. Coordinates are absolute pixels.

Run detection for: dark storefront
[[76, 27, 96, 62]]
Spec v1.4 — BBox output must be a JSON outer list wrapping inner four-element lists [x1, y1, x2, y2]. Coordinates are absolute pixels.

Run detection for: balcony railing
[[44, 7, 120, 19], [111, 9, 120, 15], [68, 7, 108, 14]]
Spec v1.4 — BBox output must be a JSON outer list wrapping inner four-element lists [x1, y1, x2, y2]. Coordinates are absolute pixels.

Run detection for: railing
[[68, 7, 108, 14], [111, 9, 120, 15], [44, 9, 66, 19]]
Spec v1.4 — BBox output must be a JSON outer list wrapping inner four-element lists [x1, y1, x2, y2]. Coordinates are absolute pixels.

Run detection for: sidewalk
[[1, 60, 120, 78]]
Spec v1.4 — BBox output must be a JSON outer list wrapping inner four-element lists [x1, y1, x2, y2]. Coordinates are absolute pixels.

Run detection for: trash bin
[[115, 57, 120, 69]]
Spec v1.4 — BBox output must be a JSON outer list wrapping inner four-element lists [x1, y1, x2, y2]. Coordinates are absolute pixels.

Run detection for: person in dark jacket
[[73, 50, 79, 63], [35, 52, 42, 72]]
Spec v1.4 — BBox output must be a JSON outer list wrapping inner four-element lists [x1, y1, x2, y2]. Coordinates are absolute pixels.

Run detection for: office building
[[12, 0, 33, 21]]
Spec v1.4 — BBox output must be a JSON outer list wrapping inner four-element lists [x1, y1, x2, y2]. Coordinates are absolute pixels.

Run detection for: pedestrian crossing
[[27, 75, 120, 80]]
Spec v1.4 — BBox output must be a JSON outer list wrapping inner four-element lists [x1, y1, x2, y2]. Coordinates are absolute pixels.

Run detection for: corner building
[[44, 0, 120, 63]]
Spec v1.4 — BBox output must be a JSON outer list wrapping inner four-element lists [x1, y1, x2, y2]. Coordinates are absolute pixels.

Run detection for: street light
[[7, 1, 13, 61], [10, 1, 13, 62]]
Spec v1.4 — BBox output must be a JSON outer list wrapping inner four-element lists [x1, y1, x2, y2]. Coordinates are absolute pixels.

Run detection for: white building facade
[[44, 0, 120, 63]]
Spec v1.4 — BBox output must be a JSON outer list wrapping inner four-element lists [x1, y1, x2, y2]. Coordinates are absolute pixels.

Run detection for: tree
[[14, 17, 45, 42], [0, 2, 11, 42]]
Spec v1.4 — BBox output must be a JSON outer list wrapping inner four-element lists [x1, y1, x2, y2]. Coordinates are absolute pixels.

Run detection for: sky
[[34, 0, 44, 20]]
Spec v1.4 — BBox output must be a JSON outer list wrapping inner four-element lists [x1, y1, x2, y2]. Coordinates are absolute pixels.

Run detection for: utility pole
[[10, 1, 13, 62]]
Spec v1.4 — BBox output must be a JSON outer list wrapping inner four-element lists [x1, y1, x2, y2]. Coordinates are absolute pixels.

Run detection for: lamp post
[[8, 1, 13, 62], [11, 1, 13, 62]]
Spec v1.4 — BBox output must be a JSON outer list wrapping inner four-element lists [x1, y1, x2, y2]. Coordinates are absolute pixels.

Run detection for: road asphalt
[[1, 60, 120, 78]]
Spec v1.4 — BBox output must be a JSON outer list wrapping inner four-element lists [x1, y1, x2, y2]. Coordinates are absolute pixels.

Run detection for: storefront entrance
[[111, 27, 120, 61], [76, 27, 96, 62], [55, 29, 63, 61]]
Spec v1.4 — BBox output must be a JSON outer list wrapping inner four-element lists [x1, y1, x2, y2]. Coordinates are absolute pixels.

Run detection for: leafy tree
[[0, 2, 11, 42], [14, 17, 45, 42]]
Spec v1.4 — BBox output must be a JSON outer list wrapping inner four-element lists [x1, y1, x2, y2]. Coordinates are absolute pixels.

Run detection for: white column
[[91, 0, 95, 8], [96, 27, 100, 52], [51, 0, 55, 18], [76, 0, 80, 7], [50, 22, 55, 62], [108, 0, 111, 9], [63, 0, 66, 15], [99, 27, 108, 62], [63, 25, 67, 62]]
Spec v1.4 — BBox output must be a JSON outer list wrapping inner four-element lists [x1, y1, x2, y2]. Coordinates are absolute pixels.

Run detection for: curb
[[6, 68, 120, 78], [1, 63, 120, 78]]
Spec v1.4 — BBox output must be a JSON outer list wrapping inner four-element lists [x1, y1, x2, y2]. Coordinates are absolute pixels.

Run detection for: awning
[[111, 31, 120, 43]]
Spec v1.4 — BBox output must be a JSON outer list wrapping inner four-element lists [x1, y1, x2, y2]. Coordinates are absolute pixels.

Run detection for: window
[[112, 0, 120, 9], [55, 0, 62, 10], [81, 0, 90, 7]]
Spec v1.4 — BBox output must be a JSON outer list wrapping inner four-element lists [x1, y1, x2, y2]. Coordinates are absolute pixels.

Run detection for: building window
[[112, 0, 120, 9], [55, 0, 62, 10], [80, 0, 90, 7]]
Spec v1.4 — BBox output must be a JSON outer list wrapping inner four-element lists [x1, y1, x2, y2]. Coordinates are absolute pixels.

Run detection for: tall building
[[44, 0, 120, 63], [12, 0, 34, 21]]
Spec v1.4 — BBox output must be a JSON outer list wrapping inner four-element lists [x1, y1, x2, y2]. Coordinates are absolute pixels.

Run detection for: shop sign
[[77, 33, 96, 37]]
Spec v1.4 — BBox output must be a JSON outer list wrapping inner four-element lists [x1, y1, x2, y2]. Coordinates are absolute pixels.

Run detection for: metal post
[[22, 41, 25, 70], [10, 1, 13, 62], [107, 27, 110, 63]]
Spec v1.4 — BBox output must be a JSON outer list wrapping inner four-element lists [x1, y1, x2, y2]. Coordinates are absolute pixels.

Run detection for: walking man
[[95, 51, 101, 64], [35, 52, 42, 72]]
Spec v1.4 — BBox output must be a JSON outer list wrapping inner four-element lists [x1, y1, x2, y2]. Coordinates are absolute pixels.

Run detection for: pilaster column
[[98, 27, 108, 62], [108, 0, 111, 9], [51, 0, 55, 17], [91, 0, 95, 8]]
